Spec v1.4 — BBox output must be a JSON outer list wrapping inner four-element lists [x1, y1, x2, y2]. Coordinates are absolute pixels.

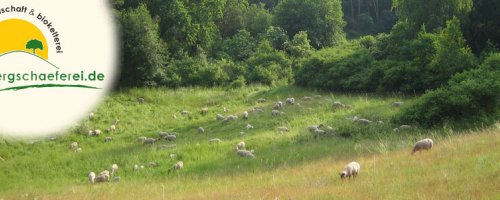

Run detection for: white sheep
[[137, 136, 147, 143], [209, 138, 222, 143], [70, 142, 78, 150], [111, 164, 118, 176], [412, 138, 433, 154], [88, 172, 96, 184], [144, 138, 156, 144], [200, 107, 209, 115], [94, 129, 102, 136], [333, 101, 345, 109], [216, 114, 226, 121], [273, 101, 283, 110], [308, 124, 323, 133], [227, 115, 238, 120], [340, 161, 360, 180], [159, 131, 170, 137], [394, 125, 412, 133], [236, 141, 245, 150], [237, 150, 255, 158], [137, 97, 145, 104], [180, 110, 190, 115], [164, 135, 177, 141], [277, 127, 289, 134], [392, 102, 404, 107], [169, 161, 184, 173], [271, 109, 281, 116], [245, 124, 254, 129], [104, 137, 113, 142], [242, 111, 249, 119], [107, 125, 116, 133], [253, 107, 264, 113], [354, 118, 371, 125], [286, 97, 295, 105], [198, 127, 205, 133], [76, 148, 82, 153], [257, 98, 266, 103], [95, 170, 110, 183]]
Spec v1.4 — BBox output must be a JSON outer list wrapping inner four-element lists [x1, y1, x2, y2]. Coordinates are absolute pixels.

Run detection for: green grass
[[0, 86, 498, 199]]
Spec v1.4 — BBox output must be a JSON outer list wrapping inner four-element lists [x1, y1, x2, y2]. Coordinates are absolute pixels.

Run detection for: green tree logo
[[26, 39, 44, 55]]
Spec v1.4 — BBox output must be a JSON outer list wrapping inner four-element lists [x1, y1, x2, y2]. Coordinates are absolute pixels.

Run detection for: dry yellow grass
[[8, 128, 498, 200]]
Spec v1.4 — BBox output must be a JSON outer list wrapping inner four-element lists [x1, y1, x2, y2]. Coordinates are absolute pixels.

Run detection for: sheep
[[88, 129, 102, 137], [216, 114, 226, 121], [277, 127, 289, 134], [137, 97, 145, 104], [245, 124, 254, 129], [412, 138, 433, 154], [237, 150, 255, 158], [94, 170, 110, 183], [89, 112, 95, 120], [111, 164, 118, 176], [354, 118, 372, 125], [133, 164, 141, 171], [236, 141, 245, 150], [253, 107, 264, 113], [302, 96, 313, 101], [164, 134, 177, 141], [88, 172, 96, 184], [273, 101, 283, 110], [286, 97, 295, 105], [257, 98, 266, 103], [340, 161, 360, 180], [198, 127, 205, 134], [144, 138, 156, 144], [104, 137, 113, 142], [223, 107, 229, 113], [200, 107, 209, 115], [76, 148, 82, 153], [159, 131, 170, 137], [107, 125, 116, 133], [392, 102, 404, 107], [271, 109, 281, 116], [333, 101, 345, 109], [137, 136, 147, 143], [308, 124, 323, 133], [70, 142, 78, 150], [394, 125, 412, 133], [209, 138, 222, 143], [242, 111, 249, 119], [172, 161, 184, 170], [180, 110, 190, 115], [223, 115, 238, 123]]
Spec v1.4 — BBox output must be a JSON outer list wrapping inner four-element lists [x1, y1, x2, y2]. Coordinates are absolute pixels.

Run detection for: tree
[[393, 0, 473, 32], [285, 31, 312, 57], [26, 39, 43, 54], [274, 0, 345, 48], [118, 4, 167, 87], [222, 30, 255, 61], [463, 0, 500, 53]]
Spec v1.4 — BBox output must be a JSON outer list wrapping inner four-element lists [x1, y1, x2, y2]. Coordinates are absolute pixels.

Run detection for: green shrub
[[394, 53, 500, 127]]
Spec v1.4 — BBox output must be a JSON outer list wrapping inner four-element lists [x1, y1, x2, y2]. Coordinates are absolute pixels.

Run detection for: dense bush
[[246, 40, 293, 85], [393, 53, 500, 127]]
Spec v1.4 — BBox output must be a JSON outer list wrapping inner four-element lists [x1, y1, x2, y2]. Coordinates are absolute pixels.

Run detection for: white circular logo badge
[[0, 1, 117, 136]]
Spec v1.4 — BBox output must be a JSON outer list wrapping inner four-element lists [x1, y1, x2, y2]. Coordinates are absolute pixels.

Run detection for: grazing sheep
[[209, 138, 222, 143], [88, 129, 102, 137], [271, 109, 281, 116], [286, 97, 295, 105], [88, 172, 96, 184], [340, 162, 361, 180], [242, 111, 249, 119], [394, 125, 412, 133], [172, 161, 184, 170], [257, 98, 266, 103], [107, 125, 116, 133], [137, 136, 147, 143], [412, 138, 433, 154], [89, 112, 95, 120], [253, 107, 264, 113], [164, 135, 177, 141], [237, 150, 255, 158], [70, 142, 78, 150], [169, 154, 176, 159], [95, 170, 110, 183], [111, 164, 118, 176], [137, 97, 145, 104], [333, 101, 345, 109], [392, 102, 404, 107], [198, 127, 205, 134], [236, 141, 245, 150], [216, 114, 226, 121], [200, 107, 209, 115], [246, 124, 254, 129], [104, 137, 113, 142], [302, 96, 313, 101], [355, 118, 372, 125], [308, 124, 324, 133], [159, 131, 170, 137], [180, 110, 190, 115], [223, 115, 238, 123], [76, 148, 82, 153], [273, 101, 283, 110], [277, 127, 289, 134], [144, 138, 156, 144]]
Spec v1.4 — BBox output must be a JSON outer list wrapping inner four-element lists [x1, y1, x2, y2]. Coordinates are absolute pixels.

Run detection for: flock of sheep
[[80, 95, 433, 184]]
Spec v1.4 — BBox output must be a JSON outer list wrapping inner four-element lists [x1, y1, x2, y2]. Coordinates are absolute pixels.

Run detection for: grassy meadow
[[0, 86, 498, 199]]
